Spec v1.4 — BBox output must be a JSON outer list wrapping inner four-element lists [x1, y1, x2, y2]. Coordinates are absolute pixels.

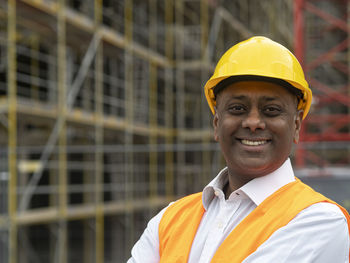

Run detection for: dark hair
[[213, 75, 304, 102]]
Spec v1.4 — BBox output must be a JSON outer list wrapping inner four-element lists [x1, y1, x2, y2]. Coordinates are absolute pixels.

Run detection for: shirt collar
[[202, 158, 295, 209], [202, 167, 229, 209]]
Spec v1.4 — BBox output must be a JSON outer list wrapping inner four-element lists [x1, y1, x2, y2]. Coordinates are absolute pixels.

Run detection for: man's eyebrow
[[261, 96, 281, 101], [224, 95, 247, 100]]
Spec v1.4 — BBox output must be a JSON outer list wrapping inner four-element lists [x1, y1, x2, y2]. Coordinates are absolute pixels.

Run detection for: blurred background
[[0, 0, 349, 262]]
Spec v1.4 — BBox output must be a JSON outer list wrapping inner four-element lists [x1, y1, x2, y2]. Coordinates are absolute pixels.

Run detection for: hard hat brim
[[205, 74, 311, 120]]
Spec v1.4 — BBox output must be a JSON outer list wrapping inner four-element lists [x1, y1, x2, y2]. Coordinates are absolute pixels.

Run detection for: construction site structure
[[0, 0, 349, 262], [293, 0, 350, 211]]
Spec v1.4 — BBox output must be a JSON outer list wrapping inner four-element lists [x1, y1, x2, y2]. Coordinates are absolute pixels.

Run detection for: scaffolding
[[294, 0, 350, 175], [0, 0, 348, 262]]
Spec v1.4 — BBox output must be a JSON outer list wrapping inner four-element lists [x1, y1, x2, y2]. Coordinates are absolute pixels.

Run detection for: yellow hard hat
[[204, 36, 312, 119]]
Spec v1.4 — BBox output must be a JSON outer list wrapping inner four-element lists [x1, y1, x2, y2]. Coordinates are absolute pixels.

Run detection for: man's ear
[[293, 110, 304, 144], [213, 107, 219, 142]]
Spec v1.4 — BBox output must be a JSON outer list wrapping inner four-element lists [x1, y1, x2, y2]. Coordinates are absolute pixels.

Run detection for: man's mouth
[[240, 139, 269, 146]]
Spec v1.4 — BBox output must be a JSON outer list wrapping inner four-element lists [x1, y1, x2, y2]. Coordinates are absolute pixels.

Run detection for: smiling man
[[128, 36, 350, 263], [213, 81, 303, 196]]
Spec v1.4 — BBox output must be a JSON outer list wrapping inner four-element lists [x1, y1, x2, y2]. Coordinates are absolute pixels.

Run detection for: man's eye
[[228, 105, 246, 113], [265, 107, 278, 111], [264, 106, 281, 115]]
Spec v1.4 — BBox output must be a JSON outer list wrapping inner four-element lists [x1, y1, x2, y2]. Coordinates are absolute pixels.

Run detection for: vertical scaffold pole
[[94, 0, 104, 262], [149, 0, 158, 201], [175, 0, 185, 196], [7, 0, 17, 262], [57, 0, 67, 262], [294, 0, 306, 168], [347, 2, 350, 164], [124, 0, 135, 255], [201, 0, 211, 185]]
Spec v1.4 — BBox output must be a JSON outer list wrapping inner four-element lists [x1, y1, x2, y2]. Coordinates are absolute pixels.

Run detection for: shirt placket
[[198, 191, 242, 263]]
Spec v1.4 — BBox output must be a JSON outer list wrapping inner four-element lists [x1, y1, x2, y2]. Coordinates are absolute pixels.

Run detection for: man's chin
[[228, 158, 277, 178]]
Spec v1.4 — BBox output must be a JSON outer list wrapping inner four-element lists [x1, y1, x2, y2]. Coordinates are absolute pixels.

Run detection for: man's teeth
[[241, 139, 267, 146]]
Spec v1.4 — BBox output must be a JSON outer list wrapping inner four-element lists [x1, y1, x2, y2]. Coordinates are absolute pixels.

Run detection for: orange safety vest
[[159, 179, 350, 263]]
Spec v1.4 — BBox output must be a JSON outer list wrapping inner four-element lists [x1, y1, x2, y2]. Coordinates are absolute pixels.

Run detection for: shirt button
[[217, 221, 224, 229], [214, 190, 220, 196]]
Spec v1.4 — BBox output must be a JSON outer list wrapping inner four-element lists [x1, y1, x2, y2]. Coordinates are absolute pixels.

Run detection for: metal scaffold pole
[[7, 0, 17, 262], [124, 0, 135, 253], [294, 0, 306, 168], [175, 0, 185, 196], [201, 0, 211, 185], [149, 0, 158, 201], [57, 0, 67, 262], [348, 1, 350, 164], [94, 0, 104, 262]]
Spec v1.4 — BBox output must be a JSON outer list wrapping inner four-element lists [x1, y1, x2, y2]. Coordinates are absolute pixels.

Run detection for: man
[[128, 36, 350, 262]]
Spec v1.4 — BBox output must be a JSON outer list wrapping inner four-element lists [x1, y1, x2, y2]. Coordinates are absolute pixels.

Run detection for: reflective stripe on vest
[[158, 179, 350, 263]]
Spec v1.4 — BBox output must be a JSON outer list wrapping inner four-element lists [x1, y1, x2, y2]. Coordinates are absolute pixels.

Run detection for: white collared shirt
[[128, 159, 349, 263]]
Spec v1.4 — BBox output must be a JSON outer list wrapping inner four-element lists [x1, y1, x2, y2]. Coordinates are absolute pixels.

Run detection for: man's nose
[[241, 109, 266, 132]]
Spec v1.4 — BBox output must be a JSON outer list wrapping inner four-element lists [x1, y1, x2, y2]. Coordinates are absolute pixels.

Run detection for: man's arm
[[127, 205, 169, 263], [243, 202, 349, 263]]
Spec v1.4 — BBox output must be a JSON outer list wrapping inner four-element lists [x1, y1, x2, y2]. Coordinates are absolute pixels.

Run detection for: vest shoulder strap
[[159, 192, 204, 262]]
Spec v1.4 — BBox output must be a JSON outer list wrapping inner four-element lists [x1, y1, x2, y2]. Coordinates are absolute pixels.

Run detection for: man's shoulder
[[168, 192, 203, 209], [300, 201, 348, 220], [288, 202, 349, 238], [160, 192, 204, 221]]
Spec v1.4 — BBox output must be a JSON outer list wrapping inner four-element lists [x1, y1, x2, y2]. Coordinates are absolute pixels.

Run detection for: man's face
[[213, 81, 303, 184]]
